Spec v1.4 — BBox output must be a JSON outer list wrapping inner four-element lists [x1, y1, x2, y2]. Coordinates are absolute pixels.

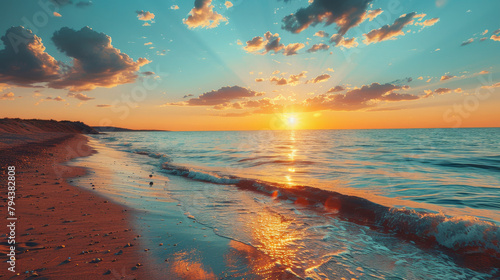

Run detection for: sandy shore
[[0, 133, 154, 279]]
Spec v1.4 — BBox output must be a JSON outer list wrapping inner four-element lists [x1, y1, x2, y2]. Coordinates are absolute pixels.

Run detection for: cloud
[[364, 12, 416, 44], [314, 31, 329, 38], [306, 74, 331, 84], [144, 42, 153, 45], [168, 86, 264, 107], [481, 82, 500, 89], [96, 104, 111, 108], [67, 92, 94, 101], [0, 26, 60, 87], [283, 43, 304, 56], [414, 17, 439, 27], [183, 0, 227, 29], [461, 38, 474, 46], [364, 9, 383, 21], [170, 5, 179, 10], [243, 36, 266, 52], [46, 96, 65, 101], [136, 10, 155, 21], [330, 35, 359, 48], [264, 32, 285, 53], [423, 87, 455, 98], [494, 29, 500, 35], [183, 94, 194, 98], [491, 35, 500, 42], [225, 1, 233, 8], [307, 43, 330, 53], [301, 82, 418, 111], [269, 71, 307, 86], [49, 26, 150, 91], [476, 70, 489, 75], [255, 78, 264, 82], [0, 92, 16, 100], [481, 29, 488, 35], [75, 1, 92, 8], [53, 12, 62, 17], [327, 86, 345, 93], [281, 0, 373, 35], [440, 74, 456, 81]]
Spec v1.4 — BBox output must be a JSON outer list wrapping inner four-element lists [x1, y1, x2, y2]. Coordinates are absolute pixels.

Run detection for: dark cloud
[[50, 26, 150, 91], [183, 94, 194, 98], [307, 43, 330, 53], [282, 0, 373, 35], [168, 86, 264, 106], [183, 0, 227, 29], [0, 26, 60, 86], [364, 12, 416, 44]]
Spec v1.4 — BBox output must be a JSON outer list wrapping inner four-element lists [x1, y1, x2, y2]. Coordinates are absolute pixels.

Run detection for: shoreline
[[0, 133, 154, 279]]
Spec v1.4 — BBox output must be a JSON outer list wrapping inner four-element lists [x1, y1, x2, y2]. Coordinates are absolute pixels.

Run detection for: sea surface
[[72, 128, 500, 279]]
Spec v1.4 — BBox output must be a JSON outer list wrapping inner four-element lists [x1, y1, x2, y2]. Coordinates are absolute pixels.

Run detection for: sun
[[284, 114, 299, 128]]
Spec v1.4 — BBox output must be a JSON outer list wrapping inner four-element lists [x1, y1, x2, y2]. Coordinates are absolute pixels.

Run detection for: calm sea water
[[80, 128, 500, 279]]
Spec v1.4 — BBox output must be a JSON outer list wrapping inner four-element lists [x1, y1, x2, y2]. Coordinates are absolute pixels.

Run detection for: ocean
[[71, 128, 500, 279]]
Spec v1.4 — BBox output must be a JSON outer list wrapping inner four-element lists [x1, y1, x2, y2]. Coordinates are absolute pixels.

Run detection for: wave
[[161, 162, 500, 272], [134, 150, 169, 159]]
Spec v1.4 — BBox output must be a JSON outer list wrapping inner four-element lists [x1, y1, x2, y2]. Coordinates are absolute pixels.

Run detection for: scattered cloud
[[364, 12, 416, 44], [327, 86, 345, 93], [314, 31, 329, 38], [0, 92, 16, 100], [461, 38, 474, 46], [330, 35, 359, 48], [170, 5, 179, 10], [481, 29, 488, 35], [225, 1, 233, 8], [440, 74, 456, 81], [414, 17, 439, 27], [67, 92, 94, 101], [269, 71, 307, 86], [283, 43, 305, 56], [136, 10, 155, 21], [53, 11, 62, 17], [364, 9, 383, 21], [183, 0, 227, 29], [307, 43, 330, 53], [306, 74, 331, 84], [167, 86, 264, 107], [301, 82, 418, 111], [481, 82, 500, 89]]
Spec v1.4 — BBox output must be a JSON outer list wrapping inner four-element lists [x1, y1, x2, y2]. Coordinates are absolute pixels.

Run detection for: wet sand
[[0, 133, 155, 279]]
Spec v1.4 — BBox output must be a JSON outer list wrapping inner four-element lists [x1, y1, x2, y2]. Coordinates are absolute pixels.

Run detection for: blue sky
[[0, 0, 499, 130]]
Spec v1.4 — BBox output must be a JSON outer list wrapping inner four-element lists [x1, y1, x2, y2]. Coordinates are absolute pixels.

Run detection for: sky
[[0, 0, 499, 131]]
